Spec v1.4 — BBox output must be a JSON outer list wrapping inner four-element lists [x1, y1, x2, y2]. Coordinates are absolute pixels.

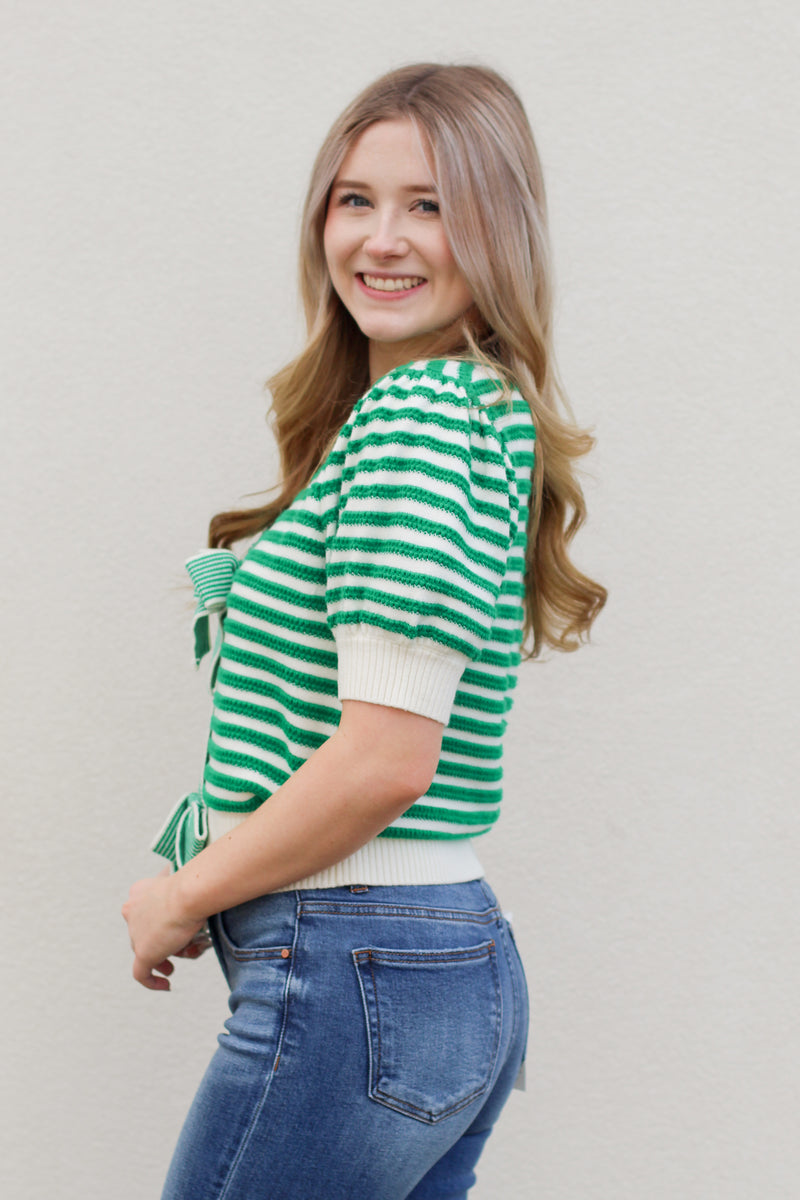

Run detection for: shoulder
[[367, 358, 508, 410], [343, 360, 525, 494], [349, 359, 515, 441]]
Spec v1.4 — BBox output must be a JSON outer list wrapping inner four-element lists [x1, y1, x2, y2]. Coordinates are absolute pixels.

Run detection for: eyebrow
[[332, 179, 438, 193]]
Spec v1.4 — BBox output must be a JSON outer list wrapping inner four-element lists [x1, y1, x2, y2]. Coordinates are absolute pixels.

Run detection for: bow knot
[[150, 790, 208, 869], [185, 548, 240, 683]]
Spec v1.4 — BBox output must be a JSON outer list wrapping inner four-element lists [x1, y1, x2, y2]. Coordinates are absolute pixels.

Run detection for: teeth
[[362, 274, 425, 292]]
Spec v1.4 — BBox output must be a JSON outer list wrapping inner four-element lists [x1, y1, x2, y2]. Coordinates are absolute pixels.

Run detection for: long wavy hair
[[210, 62, 606, 656]]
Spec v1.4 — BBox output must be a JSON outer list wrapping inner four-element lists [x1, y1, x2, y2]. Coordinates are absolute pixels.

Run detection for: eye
[[413, 198, 440, 214], [337, 191, 371, 208]]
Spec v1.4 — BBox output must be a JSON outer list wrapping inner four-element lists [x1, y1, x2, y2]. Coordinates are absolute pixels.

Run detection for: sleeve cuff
[[333, 626, 469, 724]]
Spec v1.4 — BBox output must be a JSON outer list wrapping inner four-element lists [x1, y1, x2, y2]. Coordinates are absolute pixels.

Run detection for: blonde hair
[[210, 62, 607, 656]]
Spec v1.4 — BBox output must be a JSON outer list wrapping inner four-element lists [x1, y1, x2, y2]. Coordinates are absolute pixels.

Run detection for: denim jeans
[[161, 879, 528, 1200]]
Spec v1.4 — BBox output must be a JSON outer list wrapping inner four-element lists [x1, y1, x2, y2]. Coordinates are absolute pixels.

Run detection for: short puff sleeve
[[325, 363, 520, 723]]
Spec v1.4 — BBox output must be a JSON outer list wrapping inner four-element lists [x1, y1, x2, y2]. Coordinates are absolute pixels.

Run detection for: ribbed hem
[[206, 808, 484, 889], [334, 627, 469, 723]]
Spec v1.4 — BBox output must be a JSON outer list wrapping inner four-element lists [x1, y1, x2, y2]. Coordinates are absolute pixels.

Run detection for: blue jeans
[[161, 879, 528, 1200]]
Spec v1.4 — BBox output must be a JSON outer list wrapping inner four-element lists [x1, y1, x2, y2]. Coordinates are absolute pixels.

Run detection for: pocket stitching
[[229, 946, 293, 963], [216, 909, 294, 962], [352, 939, 501, 1124]]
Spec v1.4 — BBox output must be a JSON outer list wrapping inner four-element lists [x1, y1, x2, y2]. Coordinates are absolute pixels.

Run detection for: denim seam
[[215, 900, 300, 1200], [480, 880, 521, 1068], [503, 929, 519, 1049], [353, 943, 495, 966], [299, 902, 501, 922], [497, 918, 525, 1085], [372, 1082, 491, 1123]]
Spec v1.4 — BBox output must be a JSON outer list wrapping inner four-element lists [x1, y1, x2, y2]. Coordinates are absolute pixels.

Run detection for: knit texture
[[203, 358, 535, 839]]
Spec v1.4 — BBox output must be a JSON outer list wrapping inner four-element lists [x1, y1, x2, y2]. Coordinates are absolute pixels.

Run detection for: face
[[323, 119, 475, 382]]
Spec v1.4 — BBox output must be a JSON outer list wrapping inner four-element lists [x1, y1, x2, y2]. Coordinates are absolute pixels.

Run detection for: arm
[[122, 699, 444, 989]]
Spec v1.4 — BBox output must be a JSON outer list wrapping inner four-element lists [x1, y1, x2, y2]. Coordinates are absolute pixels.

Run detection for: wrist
[[171, 860, 212, 927]]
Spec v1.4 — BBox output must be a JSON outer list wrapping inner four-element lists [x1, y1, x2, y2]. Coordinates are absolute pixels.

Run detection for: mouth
[[357, 273, 427, 297]]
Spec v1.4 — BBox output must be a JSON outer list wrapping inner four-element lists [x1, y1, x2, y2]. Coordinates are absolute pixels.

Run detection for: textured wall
[[3, 1, 798, 1196]]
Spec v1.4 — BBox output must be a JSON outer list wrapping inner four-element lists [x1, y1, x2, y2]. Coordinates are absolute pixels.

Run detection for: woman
[[123, 63, 606, 1199]]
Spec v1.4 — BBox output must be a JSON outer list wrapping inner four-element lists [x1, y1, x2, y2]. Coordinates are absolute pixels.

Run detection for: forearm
[[172, 706, 438, 922]]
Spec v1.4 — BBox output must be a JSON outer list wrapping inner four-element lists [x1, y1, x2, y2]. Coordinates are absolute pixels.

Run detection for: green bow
[[150, 790, 208, 869], [185, 548, 239, 688]]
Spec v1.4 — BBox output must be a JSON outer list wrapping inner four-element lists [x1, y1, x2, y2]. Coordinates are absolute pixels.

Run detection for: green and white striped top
[[198, 357, 535, 856]]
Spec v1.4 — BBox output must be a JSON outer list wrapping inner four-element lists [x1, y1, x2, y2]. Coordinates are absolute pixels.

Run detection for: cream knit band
[[206, 807, 484, 890]]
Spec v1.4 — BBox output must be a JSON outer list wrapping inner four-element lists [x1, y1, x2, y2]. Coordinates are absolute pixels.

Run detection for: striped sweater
[[202, 358, 535, 842]]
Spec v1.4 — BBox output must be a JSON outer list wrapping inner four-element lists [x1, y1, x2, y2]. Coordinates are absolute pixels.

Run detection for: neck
[[368, 323, 472, 386]]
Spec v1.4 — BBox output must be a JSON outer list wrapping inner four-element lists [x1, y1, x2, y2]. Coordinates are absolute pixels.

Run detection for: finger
[[133, 958, 171, 990], [176, 939, 211, 959]]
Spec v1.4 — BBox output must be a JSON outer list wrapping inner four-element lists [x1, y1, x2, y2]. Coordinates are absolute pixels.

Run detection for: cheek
[[442, 258, 474, 311], [322, 220, 337, 278], [431, 233, 472, 302], [323, 213, 350, 280], [429, 230, 457, 273]]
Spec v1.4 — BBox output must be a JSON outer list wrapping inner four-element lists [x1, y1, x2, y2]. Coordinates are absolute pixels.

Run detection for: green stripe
[[399, 802, 501, 826], [433, 758, 503, 783], [212, 700, 335, 744], [325, 563, 500, 616], [343, 478, 510, 528], [441, 733, 503, 760], [242, 548, 326, 587], [335, 509, 510, 576], [329, 535, 507, 597], [347, 429, 511, 485], [425, 780, 503, 804], [378, 825, 490, 841], [228, 596, 331, 639]]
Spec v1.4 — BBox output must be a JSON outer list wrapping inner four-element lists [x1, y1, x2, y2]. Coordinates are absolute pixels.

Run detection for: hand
[[122, 867, 208, 991]]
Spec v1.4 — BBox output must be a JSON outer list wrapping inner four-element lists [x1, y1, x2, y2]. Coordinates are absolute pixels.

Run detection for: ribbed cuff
[[333, 626, 469, 723]]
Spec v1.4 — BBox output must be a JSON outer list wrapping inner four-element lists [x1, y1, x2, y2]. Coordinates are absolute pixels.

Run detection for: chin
[[359, 311, 433, 339]]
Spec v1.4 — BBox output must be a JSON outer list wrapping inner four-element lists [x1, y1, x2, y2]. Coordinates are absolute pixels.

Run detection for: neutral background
[[2, 2, 797, 1197]]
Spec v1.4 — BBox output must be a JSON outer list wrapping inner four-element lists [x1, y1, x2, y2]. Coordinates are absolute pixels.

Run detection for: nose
[[362, 209, 409, 259]]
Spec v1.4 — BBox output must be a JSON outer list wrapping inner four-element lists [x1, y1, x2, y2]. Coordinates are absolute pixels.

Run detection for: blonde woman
[[123, 63, 606, 1199]]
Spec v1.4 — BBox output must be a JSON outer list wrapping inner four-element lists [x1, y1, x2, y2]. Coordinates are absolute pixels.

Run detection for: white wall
[[3, 2, 798, 1197]]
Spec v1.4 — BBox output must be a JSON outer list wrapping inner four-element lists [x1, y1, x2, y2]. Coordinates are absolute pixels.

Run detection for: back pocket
[[352, 940, 501, 1124]]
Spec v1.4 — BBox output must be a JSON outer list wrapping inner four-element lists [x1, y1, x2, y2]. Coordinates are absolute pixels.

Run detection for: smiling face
[[323, 119, 475, 383]]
